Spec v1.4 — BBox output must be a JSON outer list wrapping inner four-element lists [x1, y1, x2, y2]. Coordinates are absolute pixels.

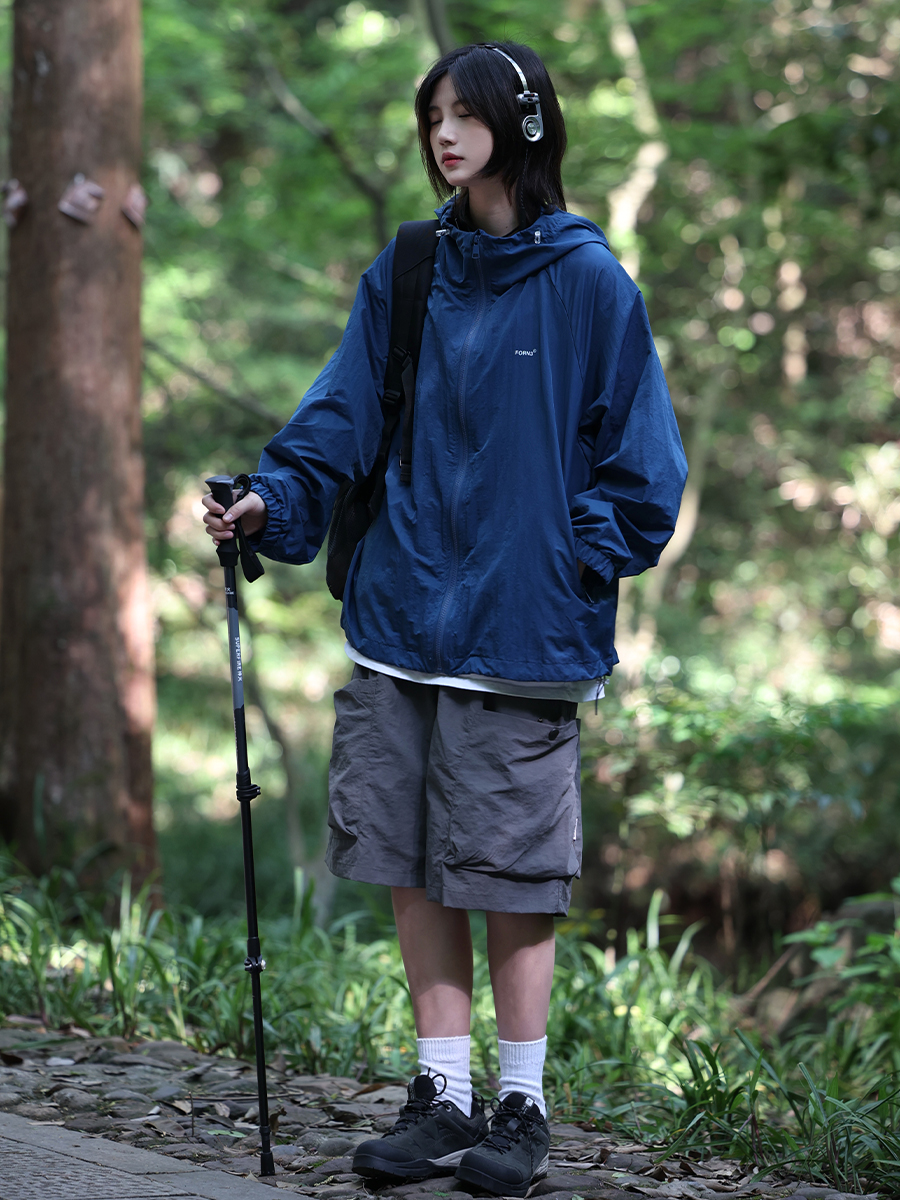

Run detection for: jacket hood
[[435, 199, 611, 294]]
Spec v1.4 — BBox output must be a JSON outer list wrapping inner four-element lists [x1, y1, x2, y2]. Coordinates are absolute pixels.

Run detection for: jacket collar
[[434, 199, 611, 293]]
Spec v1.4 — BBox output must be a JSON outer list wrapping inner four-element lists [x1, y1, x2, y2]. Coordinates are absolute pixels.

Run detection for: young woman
[[204, 41, 687, 1196]]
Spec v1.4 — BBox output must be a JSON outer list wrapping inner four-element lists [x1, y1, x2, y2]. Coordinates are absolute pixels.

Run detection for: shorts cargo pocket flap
[[446, 708, 581, 883]]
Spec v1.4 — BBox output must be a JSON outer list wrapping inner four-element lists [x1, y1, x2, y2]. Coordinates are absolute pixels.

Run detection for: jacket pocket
[[446, 706, 582, 882]]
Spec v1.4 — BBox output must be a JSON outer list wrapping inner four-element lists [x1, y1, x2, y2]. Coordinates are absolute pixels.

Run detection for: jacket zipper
[[433, 231, 487, 669]]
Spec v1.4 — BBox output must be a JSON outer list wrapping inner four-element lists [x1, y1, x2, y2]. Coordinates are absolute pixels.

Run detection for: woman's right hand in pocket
[[202, 489, 267, 545]]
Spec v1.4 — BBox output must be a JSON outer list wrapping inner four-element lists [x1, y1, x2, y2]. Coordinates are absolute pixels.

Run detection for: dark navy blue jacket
[[250, 203, 687, 684]]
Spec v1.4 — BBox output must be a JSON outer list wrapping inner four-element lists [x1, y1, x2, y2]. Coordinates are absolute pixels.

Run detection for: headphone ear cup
[[522, 114, 543, 142]]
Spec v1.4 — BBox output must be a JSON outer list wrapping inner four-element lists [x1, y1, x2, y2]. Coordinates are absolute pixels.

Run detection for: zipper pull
[[473, 231, 481, 259], [534, 230, 541, 245]]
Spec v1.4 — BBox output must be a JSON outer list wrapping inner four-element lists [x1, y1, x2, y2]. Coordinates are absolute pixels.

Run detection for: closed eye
[[429, 112, 473, 126]]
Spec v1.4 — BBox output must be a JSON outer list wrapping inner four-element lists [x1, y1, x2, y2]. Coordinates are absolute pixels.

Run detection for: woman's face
[[428, 74, 494, 191]]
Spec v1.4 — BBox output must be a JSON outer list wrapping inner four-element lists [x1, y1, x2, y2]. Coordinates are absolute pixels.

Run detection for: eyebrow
[[428, 99, 467, 112]]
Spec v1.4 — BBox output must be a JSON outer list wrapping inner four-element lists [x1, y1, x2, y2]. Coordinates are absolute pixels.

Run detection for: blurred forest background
[[1, 0, 900, 1030]]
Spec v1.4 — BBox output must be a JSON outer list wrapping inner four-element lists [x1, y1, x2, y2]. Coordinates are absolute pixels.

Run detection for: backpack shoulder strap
[[387, 219, 440, 484], [393, 218, 441, 278]]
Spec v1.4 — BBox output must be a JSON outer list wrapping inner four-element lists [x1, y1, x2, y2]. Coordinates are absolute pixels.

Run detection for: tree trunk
[[421, 0, 455, 56], [599, 0, 668, 280], [0, 0, 156, 886]]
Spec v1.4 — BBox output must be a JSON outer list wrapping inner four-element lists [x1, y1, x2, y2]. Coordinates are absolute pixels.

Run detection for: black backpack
[[325, 219, 440, 601]]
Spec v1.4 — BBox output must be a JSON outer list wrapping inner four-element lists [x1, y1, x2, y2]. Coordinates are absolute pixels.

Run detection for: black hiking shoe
[[455, 1091, 550, 1197], [352, 1073, 488, 1181]]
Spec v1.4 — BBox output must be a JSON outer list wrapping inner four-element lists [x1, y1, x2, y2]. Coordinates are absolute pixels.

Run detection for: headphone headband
[[488, 46, 529, 93], [486, 45, 544, 143]]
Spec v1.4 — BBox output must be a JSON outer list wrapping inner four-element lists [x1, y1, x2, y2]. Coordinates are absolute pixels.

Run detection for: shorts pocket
[[446, 707, 582, 882], [327, 671, 381, 841]]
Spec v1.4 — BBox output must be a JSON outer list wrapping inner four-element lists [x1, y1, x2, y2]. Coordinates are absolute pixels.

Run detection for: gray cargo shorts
[[325, 666, 583, 915]]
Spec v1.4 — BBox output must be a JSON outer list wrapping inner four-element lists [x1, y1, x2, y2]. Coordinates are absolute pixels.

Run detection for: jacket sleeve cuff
[[245, 475, 287, 555], [573, 537, 617, 585]]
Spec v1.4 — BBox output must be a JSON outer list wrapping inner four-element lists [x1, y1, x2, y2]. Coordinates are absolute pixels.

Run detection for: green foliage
[[0, 851, 414, 1072], [579, 671, 900, 958], [6, 856, 900, 1191], [784, 875, 900, 1079], [128, 0, 900, 956], [547, 890, 718, 1112], [2, 10, 900, 1178], [739, 1050, 900, 1195]]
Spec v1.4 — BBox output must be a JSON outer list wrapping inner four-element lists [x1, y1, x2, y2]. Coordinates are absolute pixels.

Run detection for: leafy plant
[[5, 856, 900, 1191]]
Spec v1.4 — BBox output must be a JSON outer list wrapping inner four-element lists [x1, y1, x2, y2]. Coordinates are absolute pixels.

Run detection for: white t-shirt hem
[[344, 642, 605, 704]]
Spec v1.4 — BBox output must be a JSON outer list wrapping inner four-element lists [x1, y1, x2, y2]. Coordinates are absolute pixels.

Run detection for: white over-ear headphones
[[487, 46, 544, 143]]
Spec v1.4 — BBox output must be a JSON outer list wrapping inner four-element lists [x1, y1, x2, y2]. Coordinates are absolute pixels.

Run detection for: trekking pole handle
[[207, 474, 237, 514], [206, 475, 240, 570], [206, 474, 265, 582]]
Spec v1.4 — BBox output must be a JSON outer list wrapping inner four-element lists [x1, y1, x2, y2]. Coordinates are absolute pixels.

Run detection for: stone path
[[0, 1027, 878, 1200], [0, 1112, 267, 1199]]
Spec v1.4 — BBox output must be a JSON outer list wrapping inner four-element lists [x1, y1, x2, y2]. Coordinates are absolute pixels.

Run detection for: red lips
[[442, 154, 461, 165]]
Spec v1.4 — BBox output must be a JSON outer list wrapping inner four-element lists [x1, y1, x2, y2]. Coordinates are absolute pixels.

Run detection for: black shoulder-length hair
[[414, 42, 567, 219]]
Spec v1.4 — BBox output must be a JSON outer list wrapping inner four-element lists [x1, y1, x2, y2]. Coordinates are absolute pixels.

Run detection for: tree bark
[[0, 0, 156, 885]]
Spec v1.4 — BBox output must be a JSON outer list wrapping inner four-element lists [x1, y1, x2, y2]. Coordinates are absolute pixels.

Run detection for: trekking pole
[[205, 473, 274, 1179]]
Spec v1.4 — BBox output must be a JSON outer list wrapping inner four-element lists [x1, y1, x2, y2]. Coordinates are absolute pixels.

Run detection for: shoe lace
[[388, 1072, 454, 1136], [481, 1097, 540, 1154]]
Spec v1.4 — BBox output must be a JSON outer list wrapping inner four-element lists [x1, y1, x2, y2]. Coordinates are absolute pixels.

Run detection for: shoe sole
[[455, 1152, 550, 1197], [353, 1147, 469, 1181]]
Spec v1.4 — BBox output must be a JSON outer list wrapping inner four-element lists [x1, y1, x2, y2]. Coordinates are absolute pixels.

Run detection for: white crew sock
[[417, 1035, 472, 1115], [498, 1037, 548, 1117]]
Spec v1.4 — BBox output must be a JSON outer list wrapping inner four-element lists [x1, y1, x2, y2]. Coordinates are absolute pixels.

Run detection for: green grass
[[2, 851, 900, 1193]]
